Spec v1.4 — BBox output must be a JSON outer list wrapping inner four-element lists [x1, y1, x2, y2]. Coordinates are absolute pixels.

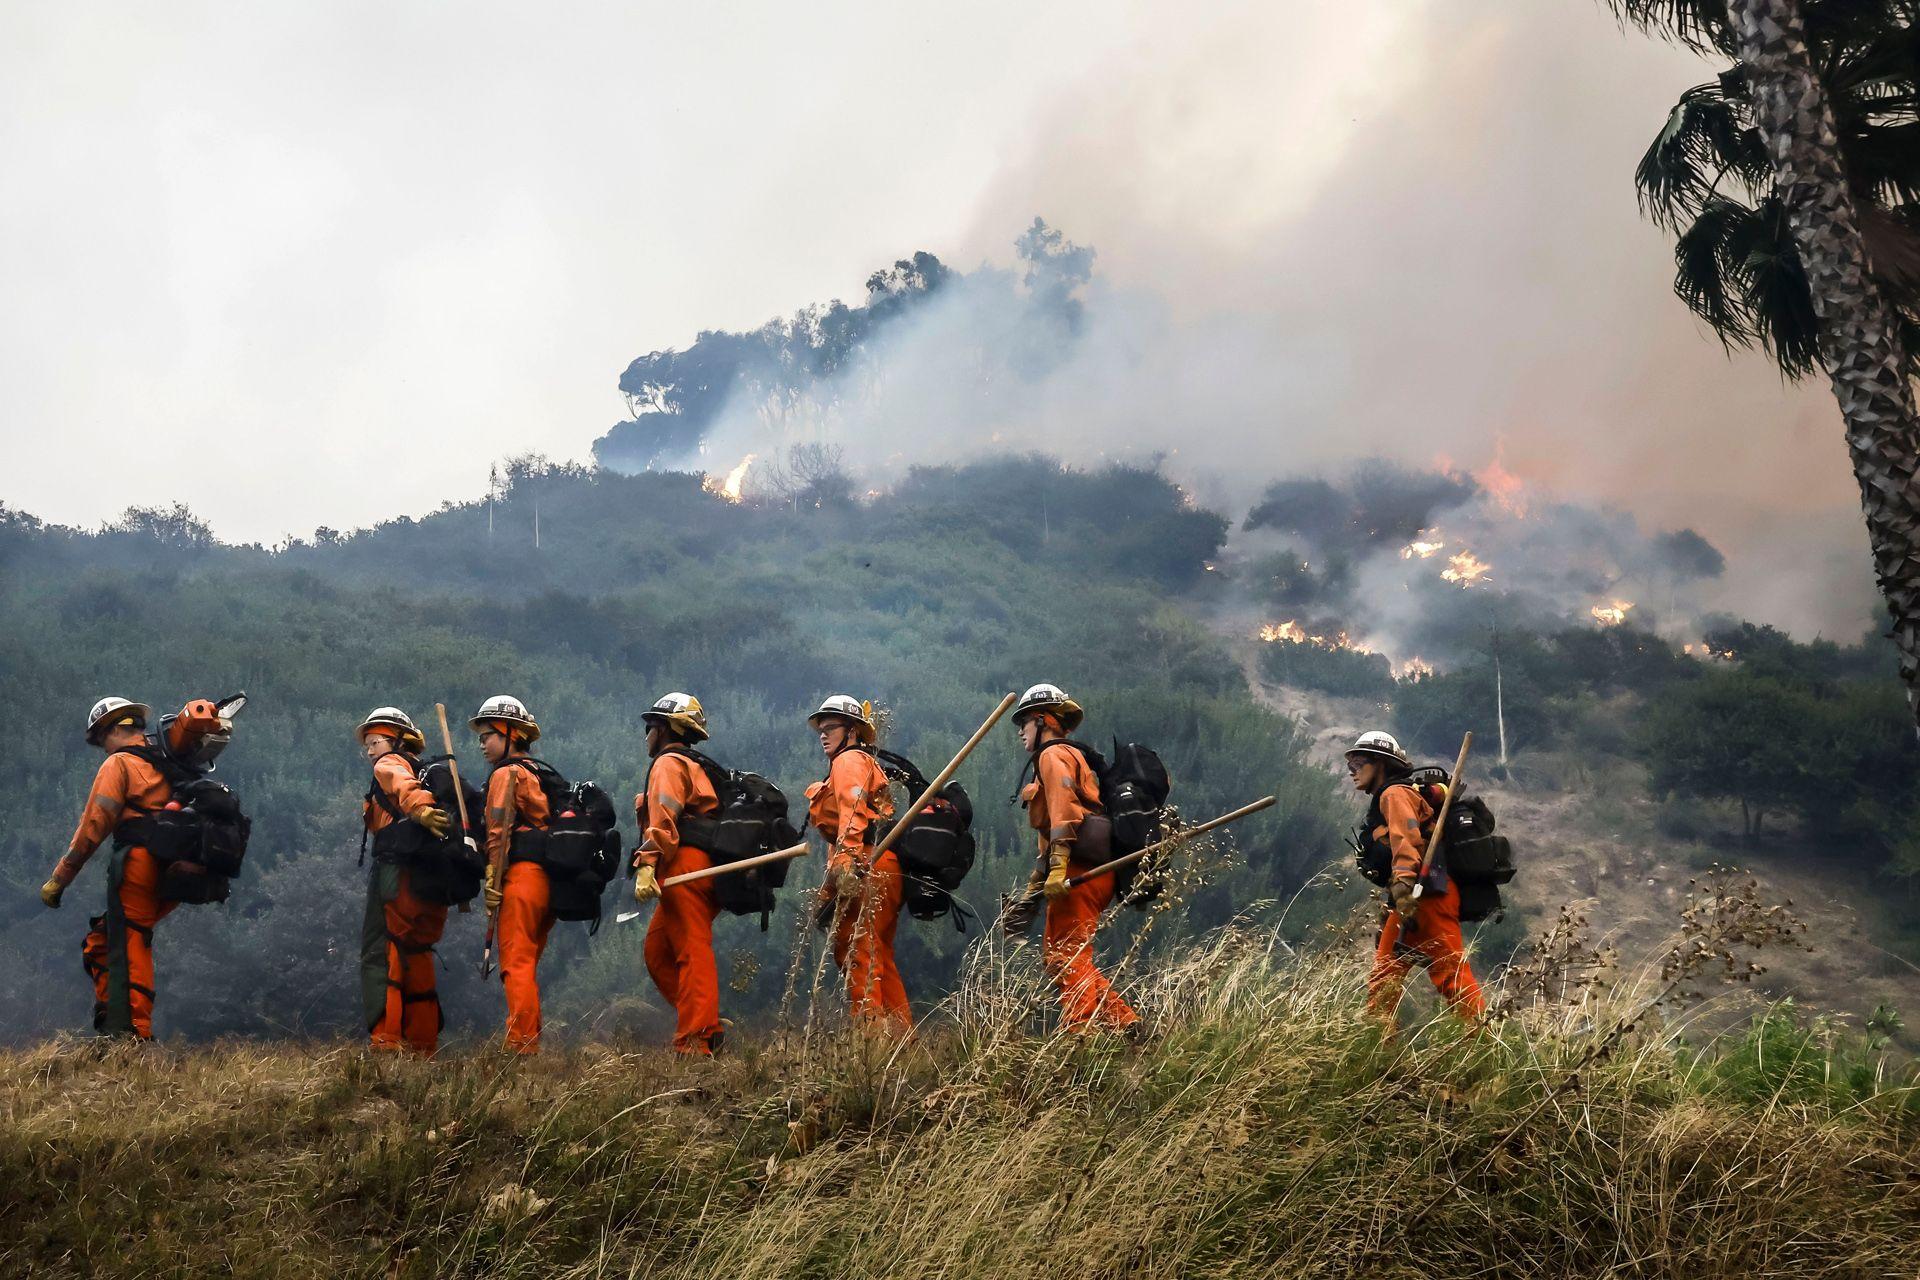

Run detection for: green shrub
[[1257, 638, 1393, 700]]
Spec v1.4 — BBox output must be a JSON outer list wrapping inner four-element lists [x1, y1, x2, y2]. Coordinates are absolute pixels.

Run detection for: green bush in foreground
[[4, 873, 1916, 1279]]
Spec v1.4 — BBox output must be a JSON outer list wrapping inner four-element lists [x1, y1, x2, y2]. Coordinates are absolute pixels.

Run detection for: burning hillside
[[1227, 458, 1730, 675]]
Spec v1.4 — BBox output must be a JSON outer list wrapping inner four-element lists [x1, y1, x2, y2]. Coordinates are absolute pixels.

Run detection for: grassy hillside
[[7, 885, 1918, 1279], [0, 456, 1346, 1044]]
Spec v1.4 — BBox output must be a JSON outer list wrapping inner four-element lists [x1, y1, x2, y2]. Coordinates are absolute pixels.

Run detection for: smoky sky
[[0, 2, 1882, 635]]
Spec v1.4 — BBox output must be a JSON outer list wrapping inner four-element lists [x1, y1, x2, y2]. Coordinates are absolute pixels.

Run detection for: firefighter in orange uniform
[[630, 692, 728, 1055], [1347, 731, 1485, 1023], [1009, 683, 1139, 1034], [357, 707, 455, 1055], [806, 695, 910, 1032], [473, 695, 553, 1053], [40, 696, 231, 1038]]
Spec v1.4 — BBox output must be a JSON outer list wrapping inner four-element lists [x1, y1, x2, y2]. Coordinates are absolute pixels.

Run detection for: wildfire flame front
[[1440, 550, 1491, 586], [702, 453, 756, 504], [1257, 620, 1369, 652], [1590, 600, 1633, 627]]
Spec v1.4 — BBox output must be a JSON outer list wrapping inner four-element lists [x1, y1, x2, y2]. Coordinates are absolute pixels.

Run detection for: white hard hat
[[86, 696, 153, 743], [470, 694, 540, 743], [808, 694, 876, 743], [1014, 683, 1084, 733], [358, 706, 424, 750], [1346, 730, 1410, 769]]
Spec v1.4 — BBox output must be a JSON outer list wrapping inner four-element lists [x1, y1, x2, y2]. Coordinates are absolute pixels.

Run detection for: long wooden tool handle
[[434, 703, 476, 915], [1067, 795, 1277, 887], [1410, 731, 1472, 900], [869, 691, 1017, 861], [434, 703, 474, 835], [661, 842, 808, 887]]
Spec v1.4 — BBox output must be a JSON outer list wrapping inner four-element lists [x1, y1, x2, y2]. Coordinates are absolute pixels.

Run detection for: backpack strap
[[107, 743, 197, 849], [499, 756, 569, 808], [643, 745, 721, 837], [363, 752, 429, 867], [873, 747, 929, 794], [1012, 739, 1102, 807], [669, 745, 726, 784]]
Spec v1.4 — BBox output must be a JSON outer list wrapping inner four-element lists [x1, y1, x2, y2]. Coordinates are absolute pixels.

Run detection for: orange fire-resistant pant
[[361, 864, 448, 1055], [644, 847, 724, 1054], [82, 845, 176, 1038], [1043, 864, 1139, 1032], [830, 849, 912, 1032], [499, 860, 556, 1053], [1367, 877, 1485, 1022]]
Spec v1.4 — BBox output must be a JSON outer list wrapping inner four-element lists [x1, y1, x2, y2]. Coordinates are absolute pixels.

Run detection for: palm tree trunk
[[1729, 0, 1920, 731]]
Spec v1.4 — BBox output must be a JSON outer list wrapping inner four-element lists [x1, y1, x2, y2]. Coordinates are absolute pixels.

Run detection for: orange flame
[[1590, 600, 1633, 627], [1440, 550, 1491, 586], [1395, 656, 1434, 680], [1257, 620, 1371, 653], [1475, 442, 1529, 517], [1400, 536, 1446, 560], [702, 453, 756, 503]]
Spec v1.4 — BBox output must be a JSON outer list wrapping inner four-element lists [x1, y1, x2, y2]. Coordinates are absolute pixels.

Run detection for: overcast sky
[[0, 2, 1878, 632]]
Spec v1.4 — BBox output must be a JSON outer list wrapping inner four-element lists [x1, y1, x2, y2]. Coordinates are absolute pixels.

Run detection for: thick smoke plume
[[593, 216, 1820, 665], [588, 1, 1880, 642]]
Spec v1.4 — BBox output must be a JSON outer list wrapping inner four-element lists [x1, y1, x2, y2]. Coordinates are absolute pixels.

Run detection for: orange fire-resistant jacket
[[54, 752, 174, 887], [1372, 783, 1435, 885], [55, 699, 229, 887], [362, 753, 438, 835], [634, 750, 720, 873], [484, 756, 551, 867], [806, 749, 895, 874], [1022, 741, 1101, 851]]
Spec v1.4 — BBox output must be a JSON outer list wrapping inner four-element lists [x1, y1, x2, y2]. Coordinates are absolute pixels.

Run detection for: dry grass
[[4, 878, 1918, 1279]]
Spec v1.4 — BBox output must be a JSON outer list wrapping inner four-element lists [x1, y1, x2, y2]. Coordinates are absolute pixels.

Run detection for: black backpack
[[111, 743, 252, 906], [1356, 766, 1515, 924], [665, 747, 801, 931], [506, 758, 623, 926], [873, 748, 977, 931], [363, 754, 487, 907], [1025, 739, 1172, 907]]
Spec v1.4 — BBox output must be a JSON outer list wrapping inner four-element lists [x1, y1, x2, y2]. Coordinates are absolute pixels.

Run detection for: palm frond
[[1639, 83, 1772, 227], [1605, 0, 1736, 54], [1850, 120, 1920, 206], [1672, 197, 1763, 346], [1733, 195, 1826, 379], [1859, 202, 1920, 300]]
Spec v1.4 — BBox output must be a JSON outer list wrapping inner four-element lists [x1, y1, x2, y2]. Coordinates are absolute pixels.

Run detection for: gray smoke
[[619, 0, 1879, 640]]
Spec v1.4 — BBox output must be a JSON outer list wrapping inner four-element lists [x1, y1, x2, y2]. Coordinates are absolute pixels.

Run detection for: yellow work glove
[[40, 877, 64, 909], [415, 807, 453, 839], [633, 865, 660, 904], [1389, 879, 1418, 921], [484, 864, 504, 914], [1043, 845, 1072, 900]]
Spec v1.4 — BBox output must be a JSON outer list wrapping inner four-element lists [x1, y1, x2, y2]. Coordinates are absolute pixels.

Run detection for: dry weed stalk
[[1408, 864, 1809, 1226]]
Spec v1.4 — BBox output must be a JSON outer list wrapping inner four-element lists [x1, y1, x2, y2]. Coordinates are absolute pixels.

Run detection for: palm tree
[[1630, 1, 1920, 375], [1617, 0, 1920, 730]]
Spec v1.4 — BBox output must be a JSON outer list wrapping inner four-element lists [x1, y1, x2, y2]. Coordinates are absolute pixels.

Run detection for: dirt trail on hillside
[[1233, 637, 1920, 1035]]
